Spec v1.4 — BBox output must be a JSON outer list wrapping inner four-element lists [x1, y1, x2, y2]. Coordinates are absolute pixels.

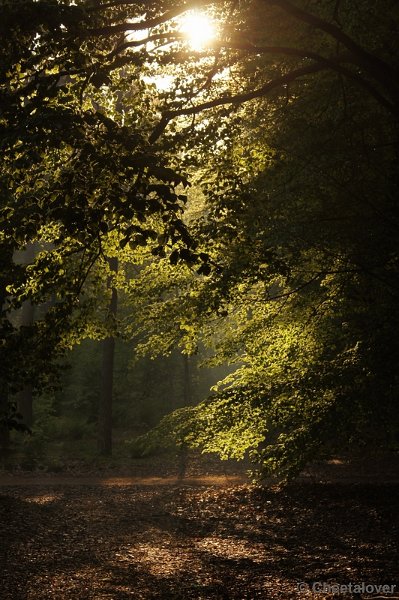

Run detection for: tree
[[16, 243, 38, 429], [0, 0, 200, 433], [97, 257, 118, 455], [1, 0, 398, 478], [115, 0, 399, 478]]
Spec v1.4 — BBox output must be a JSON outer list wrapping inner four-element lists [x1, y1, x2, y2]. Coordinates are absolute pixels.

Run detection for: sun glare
[[181, 12, 216, 51]]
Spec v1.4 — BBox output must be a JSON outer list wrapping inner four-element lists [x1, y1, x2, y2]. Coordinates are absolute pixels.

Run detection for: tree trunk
[[0, 244, 14, 458], [178, 354, 192, 478], [97, 257, 118, 456], [0, 391, 10, 459], [183, 353, 191, 406], [18, 385, 33, 429], [17, 300, 35, 428], [17, 242, 37, 428]]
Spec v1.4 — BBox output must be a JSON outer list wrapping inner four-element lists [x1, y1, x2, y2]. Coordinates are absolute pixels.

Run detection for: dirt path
[[1, 478, 398, 599], [0, 474, 247, 488], [1, 454, 398, 598]]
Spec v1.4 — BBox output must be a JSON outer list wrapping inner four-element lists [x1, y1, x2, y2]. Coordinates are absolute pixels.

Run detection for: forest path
[[0, 474, 247, 487], [1, 450, 399, 487], [1, 454, 399, 598], [1, 476, 398, 599]]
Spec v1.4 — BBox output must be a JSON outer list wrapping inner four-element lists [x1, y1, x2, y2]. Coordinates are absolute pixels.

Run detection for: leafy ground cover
[[0, 455, 398, 599]]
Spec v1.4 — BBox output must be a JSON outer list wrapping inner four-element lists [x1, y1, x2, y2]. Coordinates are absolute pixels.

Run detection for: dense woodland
[[1, 0, 399, 480]]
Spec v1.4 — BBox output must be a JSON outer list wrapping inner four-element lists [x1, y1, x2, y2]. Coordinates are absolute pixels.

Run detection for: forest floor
[[0, 452, 398, 599]]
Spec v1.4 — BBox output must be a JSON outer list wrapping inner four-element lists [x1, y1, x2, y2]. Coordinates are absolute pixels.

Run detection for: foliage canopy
[[1, 0, 399, 478]]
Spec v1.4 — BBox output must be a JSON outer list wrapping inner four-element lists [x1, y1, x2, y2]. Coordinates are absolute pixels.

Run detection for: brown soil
[[0, 474, 247, 487], [0, 453, 398, 599]]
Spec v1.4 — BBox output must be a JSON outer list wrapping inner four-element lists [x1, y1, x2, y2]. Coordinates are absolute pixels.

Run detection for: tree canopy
[[1, 0, 399, 478]]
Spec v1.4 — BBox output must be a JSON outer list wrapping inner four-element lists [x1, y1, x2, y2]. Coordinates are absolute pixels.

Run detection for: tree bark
[[17, 299, 35, 428], [0, 244, 14, 457], [0, 392, 10, 458], [178, 354, 192, 478], [16, 243, 37, 428], [183, 353, 191, 406], [98, 257, 118, 456]]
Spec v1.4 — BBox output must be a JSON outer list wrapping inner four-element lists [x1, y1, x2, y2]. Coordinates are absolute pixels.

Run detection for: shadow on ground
[[0, 480, 398, 599]]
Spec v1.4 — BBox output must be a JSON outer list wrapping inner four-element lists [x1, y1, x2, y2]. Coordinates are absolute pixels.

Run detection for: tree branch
[[107, 33, 180, 59], [86, 1, 210, 36], [149, 56, 396, 143], [149, 63, 325, 142], [214, 42, 396, 113], [263, 0, 399, 96]]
